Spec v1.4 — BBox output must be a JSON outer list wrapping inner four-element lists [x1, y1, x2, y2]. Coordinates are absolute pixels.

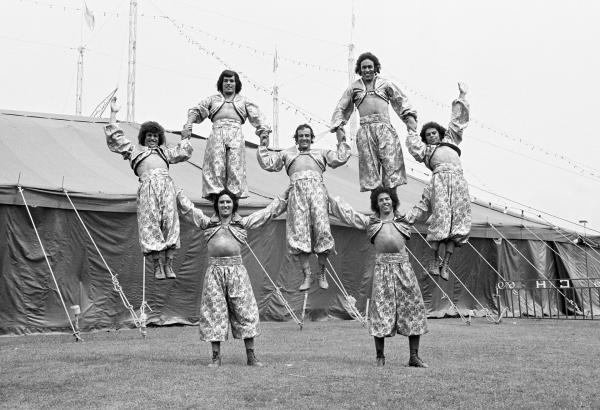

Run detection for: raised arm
[[104, 97, 134, 159], [182, 96, 212, 138], [176, 190, 210, 229], [330, 85, 355, 132], [387, 81, 417, 132], [241, 191, 289, 230], [444, 82, 470, 145], [256, 146, 286, 172], [328, 194, 369, 231]]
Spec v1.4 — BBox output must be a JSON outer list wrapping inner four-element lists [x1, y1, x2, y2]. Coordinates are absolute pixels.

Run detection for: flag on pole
[[84, 1, 95, 30]]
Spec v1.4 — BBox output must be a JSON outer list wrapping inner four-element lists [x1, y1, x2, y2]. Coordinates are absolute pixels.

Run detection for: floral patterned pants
[[198, 256, 260, 342], [369, 253, 428, 338], [137, 168, 180, 254], [287, 170, 334, 255], [202, 118, 247, 199], [356, 114, 407, 192]]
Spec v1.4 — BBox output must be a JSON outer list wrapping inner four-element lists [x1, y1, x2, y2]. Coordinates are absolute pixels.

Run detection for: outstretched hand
[[110, 97, 121, 114], [260, 133, 270, 147], [181, 123, 192, 139], [458, 82, 468, 98]]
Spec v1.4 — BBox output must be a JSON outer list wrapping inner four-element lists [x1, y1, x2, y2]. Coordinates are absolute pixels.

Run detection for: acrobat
[[182, 69, 271, 199], [405, 82, 472, 280], [257, 123, 350, 291], [177, 188, 288, 367], [328, 188, 429, 367], [330, 51, 417, 192], [104, 97, 193, 279]]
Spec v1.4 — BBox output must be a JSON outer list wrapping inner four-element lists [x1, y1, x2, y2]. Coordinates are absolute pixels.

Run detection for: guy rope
[[244, 240, 303, 328], [62, 188, 143, 334], [18, 186, 83, 341]]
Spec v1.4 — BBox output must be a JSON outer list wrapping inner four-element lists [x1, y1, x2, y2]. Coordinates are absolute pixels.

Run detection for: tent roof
[[0, 109, 568, 241]]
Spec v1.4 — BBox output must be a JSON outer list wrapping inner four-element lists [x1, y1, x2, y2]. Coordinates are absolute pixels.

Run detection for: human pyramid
[[104, 52, 471, 369]]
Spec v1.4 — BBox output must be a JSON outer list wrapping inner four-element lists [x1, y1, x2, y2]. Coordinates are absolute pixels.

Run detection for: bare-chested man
[[331, 52, 417, 192], [257, 124, 350, 291], [182, 69, 271, 199], [328, 187, 428, 368], [177, 188, 288, 367], [104, 98, 193, 280]]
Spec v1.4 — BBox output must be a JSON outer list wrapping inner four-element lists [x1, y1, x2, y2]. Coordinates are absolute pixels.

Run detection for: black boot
[[246, 349, 264, 367], [375, 336, 385, 367], [208, 350, 221, 368], [208, 342, 221, 368], [408, 335, 429, 368]]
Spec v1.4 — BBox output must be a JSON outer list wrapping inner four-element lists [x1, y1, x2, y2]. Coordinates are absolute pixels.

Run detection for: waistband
[[139, 168, 170, 182], [432, 163, 463, 175], [375, 252, 408, 264], [213, 118, 242, 127], [290, 169, 323, 182], [360, 113, 391, 125], [208, 255, 243, 266]]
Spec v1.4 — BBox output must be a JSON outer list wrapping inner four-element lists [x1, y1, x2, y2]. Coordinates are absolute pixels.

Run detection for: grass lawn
[[0, 318, 599, 409]]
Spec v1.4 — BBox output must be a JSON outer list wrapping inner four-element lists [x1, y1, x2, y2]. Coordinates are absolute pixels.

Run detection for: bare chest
[[357, 94, 389, 117], [137, 152, 168, 174], [288, 154, 322, 175], [212, 102, 243, 122]]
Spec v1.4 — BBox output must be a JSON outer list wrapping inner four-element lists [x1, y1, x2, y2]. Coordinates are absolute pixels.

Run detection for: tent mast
[[347, 0, 358, 148], [126, 0, 138, 122], [272, 46, 279, 148]]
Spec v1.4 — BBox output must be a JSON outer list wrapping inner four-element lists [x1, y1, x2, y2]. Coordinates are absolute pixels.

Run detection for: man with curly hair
[[104, 97, 193, 280], [328, 187, 429, 368], [257, 123, 350, 291], [182, 69, 271, 199], [405, 83, 471, 280], [330, 51, 417, 192]]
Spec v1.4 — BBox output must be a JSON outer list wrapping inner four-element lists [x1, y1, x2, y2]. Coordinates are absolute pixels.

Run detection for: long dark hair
[[213, 189, 239, 215], [355, 52, 381, 75], [216, 69, 242, 94]]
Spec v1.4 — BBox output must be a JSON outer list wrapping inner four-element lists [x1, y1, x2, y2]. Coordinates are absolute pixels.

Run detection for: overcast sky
[[2, 0, 599, 234]]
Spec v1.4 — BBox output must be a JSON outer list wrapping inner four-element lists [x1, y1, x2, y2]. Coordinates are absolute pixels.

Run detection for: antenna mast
[[75, 46, 85, 115]]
